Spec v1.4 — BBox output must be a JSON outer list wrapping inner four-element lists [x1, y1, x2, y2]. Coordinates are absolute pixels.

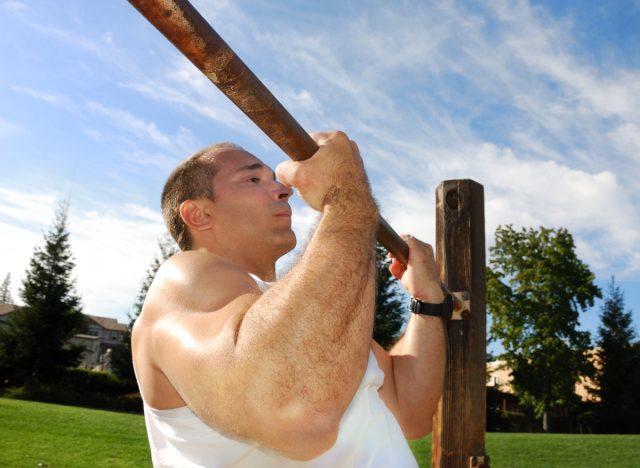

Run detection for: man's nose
[[275, 180, 293, 200]]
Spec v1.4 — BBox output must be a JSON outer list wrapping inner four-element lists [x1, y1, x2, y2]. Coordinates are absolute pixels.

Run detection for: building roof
[[487, 357, 599, 403], [0, 307, 128, 333], [0, 303, 16, 315], [86, 314, 128, 333]]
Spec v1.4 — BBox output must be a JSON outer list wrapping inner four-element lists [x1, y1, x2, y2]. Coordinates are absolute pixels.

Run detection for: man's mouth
[[274, 207, 292, 217]]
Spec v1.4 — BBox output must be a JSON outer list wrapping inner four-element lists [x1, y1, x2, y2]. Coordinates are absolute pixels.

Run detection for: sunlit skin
[[132, 131, 445, 460], [183, 149, 296, 281]]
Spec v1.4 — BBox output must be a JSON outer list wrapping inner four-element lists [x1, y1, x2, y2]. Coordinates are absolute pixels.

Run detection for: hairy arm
[[141, 132, 378, 460]]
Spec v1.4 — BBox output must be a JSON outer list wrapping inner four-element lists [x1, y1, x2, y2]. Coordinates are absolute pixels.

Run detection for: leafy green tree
[[0, 201, 86, 384], [0, 273, 13, 303], [487, 225, 600, 432], [111, 233, 178, 382], [592, 277, 640, 433], [373, 243, 405, 349]]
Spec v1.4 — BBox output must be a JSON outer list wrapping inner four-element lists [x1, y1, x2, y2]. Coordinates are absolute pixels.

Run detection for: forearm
[[236, 198, 378, 417], [389, 313, 445, 436]]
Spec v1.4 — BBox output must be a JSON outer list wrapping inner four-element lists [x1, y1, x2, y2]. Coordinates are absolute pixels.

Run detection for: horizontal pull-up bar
[[127, 0, 465, 314], [127, 0, 410, 264]]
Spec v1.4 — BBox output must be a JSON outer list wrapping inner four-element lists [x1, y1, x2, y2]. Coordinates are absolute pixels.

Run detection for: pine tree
[[0, 201, 85, 384], [593, 277, 640, 433], [373, 243, 405, 349], [111, 233, 178, 382], [0, 273, 13, 303]]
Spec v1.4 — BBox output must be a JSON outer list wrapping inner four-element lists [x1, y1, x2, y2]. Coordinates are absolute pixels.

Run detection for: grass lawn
[[409, 432, 640, 467], [2, 397, 640, 467], [0, 397, 151, 467]]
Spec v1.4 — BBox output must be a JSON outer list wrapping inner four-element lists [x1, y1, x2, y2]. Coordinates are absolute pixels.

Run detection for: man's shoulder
[[147, 251, 260, 314]]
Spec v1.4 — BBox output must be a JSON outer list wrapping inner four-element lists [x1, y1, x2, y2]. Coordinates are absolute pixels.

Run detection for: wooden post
[[432, 180, 488, 468]]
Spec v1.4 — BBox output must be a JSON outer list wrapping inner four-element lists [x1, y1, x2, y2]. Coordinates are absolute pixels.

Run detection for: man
[[133, 131, 446, 467]]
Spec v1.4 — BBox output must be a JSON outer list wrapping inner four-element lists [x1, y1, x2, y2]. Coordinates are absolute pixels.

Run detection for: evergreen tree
[[593, 277, 640, 433], [487, 225, 600, 431], [0, 201, 85, 384], [373, 243, 405, 349], [0, 273, 12, 303], [111, 233, 178, 382]]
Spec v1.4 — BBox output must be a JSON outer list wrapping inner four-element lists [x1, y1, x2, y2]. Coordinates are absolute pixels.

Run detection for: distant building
[[0, 304, 127, 372], [82, 314, 128, 372], [487, 360, 513, 393], [576, 348, 601, 403], [69, 333, 101, 369], [487, 354, 600, 403], [85, 314, 128, 357], [0, 302, 15, 326]]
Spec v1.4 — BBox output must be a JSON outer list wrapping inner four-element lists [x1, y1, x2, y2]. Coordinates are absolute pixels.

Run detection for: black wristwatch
[[409, 294, 453, 319]]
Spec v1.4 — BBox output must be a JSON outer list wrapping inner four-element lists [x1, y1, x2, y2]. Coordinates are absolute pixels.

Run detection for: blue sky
[[1, 0, 639, 345]]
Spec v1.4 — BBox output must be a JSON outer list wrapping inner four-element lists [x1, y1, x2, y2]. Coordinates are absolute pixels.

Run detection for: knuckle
[[275, 162, 290, 178], [310, 131, 331, 146]]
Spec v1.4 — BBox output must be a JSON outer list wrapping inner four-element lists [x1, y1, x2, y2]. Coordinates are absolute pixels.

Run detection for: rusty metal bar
[[127, 0, 412, 266]]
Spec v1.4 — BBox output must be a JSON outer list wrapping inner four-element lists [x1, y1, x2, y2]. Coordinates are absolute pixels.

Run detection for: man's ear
[[179, 199, 213, 233]]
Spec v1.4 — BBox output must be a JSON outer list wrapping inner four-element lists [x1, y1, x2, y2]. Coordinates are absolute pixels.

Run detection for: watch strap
[[409, 294, 453, 319]]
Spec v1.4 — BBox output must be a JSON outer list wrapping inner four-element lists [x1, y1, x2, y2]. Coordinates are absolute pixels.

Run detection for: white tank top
[[142, 275, 417, 467]]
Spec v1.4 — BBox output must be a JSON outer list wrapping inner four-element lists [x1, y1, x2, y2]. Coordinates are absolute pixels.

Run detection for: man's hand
[[389, 235, 445, 304], [275, 131, 372, 212]]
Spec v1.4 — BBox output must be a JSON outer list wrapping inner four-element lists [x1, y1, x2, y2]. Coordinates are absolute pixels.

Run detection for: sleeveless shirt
[[141, 275, 417, 467]]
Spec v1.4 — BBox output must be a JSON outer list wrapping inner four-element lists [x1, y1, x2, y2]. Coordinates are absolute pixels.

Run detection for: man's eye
[[250, 177, 260, 184]]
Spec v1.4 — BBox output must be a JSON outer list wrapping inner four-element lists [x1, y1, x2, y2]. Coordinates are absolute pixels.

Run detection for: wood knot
[[445, 189, 459, 210]]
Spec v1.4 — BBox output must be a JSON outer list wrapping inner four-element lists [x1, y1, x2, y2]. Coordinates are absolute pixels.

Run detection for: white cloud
[[87, 101, 172, 148], [120, 149, 181, 173], [234, 0, 640, 281], [120, 57, 252, 136], [83, 128, 104, 142], [85, 101, 201, 162], [1, 1, 25, 14], [378, 141, 640, 279], [0, 188, 57, 226], [69, 204, 165, 319], [11, 85, 68, 106], [0, 187, 166, 322], [27, 20, 102, 55], [0, 117, 21, 139], [0, 221, 41, 303], [0, 189, 58, 304], [610, 123, 640, 163], [491, 0, 640, 123], [380, 180, 436, 244]]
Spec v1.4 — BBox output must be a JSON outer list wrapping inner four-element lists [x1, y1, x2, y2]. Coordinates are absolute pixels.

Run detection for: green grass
[[2, 397, 640, 467], [409, 432, 640, 468], [0, 397, 151, 467]]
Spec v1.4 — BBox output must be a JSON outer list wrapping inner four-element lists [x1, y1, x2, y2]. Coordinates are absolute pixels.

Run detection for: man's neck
[[194, 244, 277, 282]]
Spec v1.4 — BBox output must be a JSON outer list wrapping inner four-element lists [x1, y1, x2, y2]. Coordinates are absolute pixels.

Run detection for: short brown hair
[[161, 143, 243, 251]]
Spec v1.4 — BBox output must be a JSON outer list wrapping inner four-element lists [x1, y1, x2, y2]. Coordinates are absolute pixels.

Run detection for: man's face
[[208, 149, 296, 259]]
